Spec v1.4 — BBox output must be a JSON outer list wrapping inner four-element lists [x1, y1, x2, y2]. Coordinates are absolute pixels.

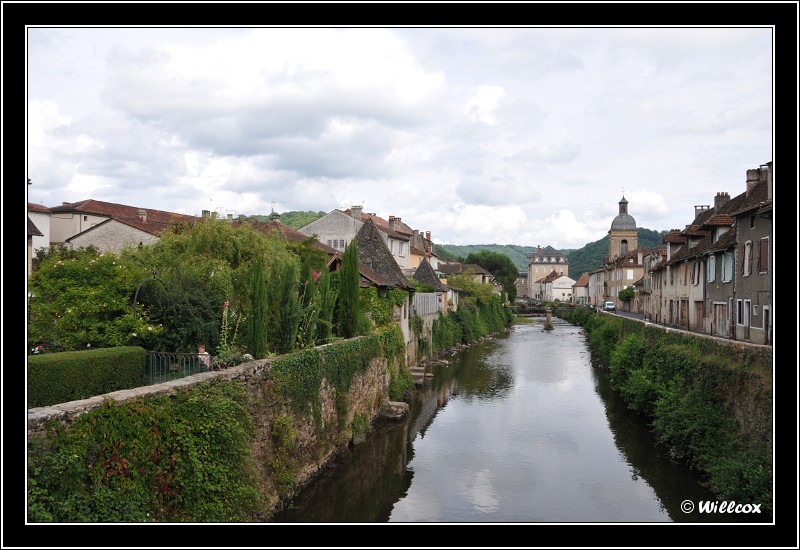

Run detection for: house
[[437, 262, 502, 295], [587, 267, 605, 307], [353, 219, 413, 342], [28, 202, 51, 256], [411, 257, 457, 314], [49, 199, 198, 254], [637, 247, 665, 319], [409, 230, 440, 272], [534, 269, 576, 303], [647, 161, 772, 345], [298, 206, 413, 272], [515, 272, 528, 301], [731, 163, 772, 344], [27, 217, 44, 277], [527, 245, 568, 297], [571, 272, 590, 305]]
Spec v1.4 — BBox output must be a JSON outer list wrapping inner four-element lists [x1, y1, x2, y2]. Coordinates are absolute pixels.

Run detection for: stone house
[[49, 199, 198, 254], [587, 267, 605, 307], [527, 245, 568, 297], [353, 219, 413, 343], [534, 269, 576, 303], [298, 206, 414, 273], [572, 272, 589, 305]]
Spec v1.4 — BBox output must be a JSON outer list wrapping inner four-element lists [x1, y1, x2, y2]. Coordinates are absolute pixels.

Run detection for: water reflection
[[271, 322, 763, 523]]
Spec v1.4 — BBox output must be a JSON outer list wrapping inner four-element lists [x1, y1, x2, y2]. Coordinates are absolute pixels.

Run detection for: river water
[[272, 319, 759, 523]]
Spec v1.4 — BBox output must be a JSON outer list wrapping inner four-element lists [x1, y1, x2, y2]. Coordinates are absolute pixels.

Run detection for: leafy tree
[[245, 259, 269, 358], [618, 287, 635, 303], [337, 240, 360, 338], [464, 250, 519, 302], [446, 272, 496, 306], [27, 246, 159, 352]]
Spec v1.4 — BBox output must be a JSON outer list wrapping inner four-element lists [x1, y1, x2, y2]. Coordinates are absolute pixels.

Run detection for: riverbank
[[559, 307, 773, 516]]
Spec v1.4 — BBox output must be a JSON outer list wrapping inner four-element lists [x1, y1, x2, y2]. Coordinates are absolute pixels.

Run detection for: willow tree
[[337, 240, 360, 339]]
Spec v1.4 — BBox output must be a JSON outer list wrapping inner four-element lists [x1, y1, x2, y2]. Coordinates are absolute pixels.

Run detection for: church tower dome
[[608, 196, 638, 260]]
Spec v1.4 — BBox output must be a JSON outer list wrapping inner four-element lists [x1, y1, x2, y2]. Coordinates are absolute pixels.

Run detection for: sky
[[26, 26, 774, 250]]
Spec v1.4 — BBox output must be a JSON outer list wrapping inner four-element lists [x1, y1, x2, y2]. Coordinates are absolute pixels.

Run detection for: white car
[[604, 301, 616, 312]]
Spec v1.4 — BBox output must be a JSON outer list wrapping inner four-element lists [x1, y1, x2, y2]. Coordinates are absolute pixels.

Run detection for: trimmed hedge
[[28, 346, 147, 408]]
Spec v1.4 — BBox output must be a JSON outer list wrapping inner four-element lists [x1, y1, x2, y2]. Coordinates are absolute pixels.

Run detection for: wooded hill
[[438, 228, 665, 278]]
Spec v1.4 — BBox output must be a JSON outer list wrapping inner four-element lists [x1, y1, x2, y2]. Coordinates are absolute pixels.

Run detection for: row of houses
[[577, 162, 772, 346], [27, 197, 504, 343]]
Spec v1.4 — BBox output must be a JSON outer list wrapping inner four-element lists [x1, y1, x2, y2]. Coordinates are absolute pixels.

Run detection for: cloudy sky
[[26, 26, 773, 249]]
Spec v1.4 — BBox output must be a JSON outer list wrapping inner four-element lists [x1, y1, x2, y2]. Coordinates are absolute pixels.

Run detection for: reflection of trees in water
[[592, 368, 764, 523], [447, 340, 515, 402], [270, 421, 412, 523]]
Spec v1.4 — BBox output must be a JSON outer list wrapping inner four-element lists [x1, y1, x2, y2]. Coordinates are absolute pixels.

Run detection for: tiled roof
[[540, 269, 561, 283], [436, 262, 492, 276], [49, 199, 198, 234], [412, 257, 448, 292], [28, 202, 50, 214], [663, 233, 687, 244], [342, 209, 412, 240], [730, 179, 769, 216], [27, 217, 43, 237], [573, 272, 590, 287], [707, 227, 736, 253], [354, 219, 411, 290], [702, 214, 735, 227]]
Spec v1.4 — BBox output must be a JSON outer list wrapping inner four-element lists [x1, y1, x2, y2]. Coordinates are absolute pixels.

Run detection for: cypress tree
[[276, 262, 301, 354], [245, 258, 269, 359], [316, 269, 337, 343], [338, 240, 360, 338]]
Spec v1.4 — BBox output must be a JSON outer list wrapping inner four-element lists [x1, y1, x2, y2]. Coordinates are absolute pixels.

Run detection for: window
[[621, 239, 628, 254], [759, 237, 769, 273], [327, 240, 332, 247], [692, 261, 700, 285], [750, 215, 755, 228], [737, 299, 743, 325], [743, 241, 752, 276], [722, 252, 733, 282], [707, 255, 716, 282], [399, 242, 406, 256], [627, 269, 633, 280]]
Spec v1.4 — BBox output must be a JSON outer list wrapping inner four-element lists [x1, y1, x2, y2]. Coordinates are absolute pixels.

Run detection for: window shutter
[[756, 240, 761, 272]]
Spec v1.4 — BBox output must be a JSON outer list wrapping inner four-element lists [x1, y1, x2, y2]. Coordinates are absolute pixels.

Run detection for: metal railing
[[146, 351, 217, 385]]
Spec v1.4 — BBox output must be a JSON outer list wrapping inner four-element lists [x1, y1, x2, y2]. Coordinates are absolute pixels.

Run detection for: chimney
[[202, 209, 211, 219], [211, 212, 218, 220], [714, 192, 730, 213], [766, 162, 772, 201], [537, 245, 542, 253], [388, 215, 396, 231], [227, 213, 233, 222], [137, 208, 147, 222], [746, 168, 760, 197], [350, 205, 362, 220], [694, 205, 710, 219]]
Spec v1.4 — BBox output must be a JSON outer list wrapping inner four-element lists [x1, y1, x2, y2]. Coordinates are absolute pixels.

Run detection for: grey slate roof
[[354, 219, 411, 290], [412, 257, 448, 292]]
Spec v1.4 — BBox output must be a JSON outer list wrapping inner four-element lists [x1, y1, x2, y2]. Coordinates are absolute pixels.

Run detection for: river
[[271, 318, 759, 523]]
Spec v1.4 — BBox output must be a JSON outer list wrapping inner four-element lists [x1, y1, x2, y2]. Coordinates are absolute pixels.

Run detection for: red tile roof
[[28, 202, 50, 214]]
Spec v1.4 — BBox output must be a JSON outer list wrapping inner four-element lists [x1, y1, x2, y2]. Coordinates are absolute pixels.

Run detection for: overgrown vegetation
[[432, 294, 512, 353], [560, 307, 773, 514], [27, 382, 260, 522]]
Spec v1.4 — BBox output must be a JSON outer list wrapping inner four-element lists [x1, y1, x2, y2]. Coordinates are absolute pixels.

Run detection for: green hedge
[[562, 307, 773, 514], [28, 346, 147, 408], [431, 295, 512, 353]]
